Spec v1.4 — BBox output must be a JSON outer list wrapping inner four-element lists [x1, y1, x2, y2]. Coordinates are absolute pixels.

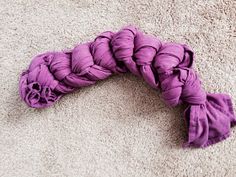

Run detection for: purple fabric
[[19, 26, 236, 148]]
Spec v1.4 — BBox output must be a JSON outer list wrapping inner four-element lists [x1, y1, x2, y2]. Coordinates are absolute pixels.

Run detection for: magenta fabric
[[19, 26, 236, 148]]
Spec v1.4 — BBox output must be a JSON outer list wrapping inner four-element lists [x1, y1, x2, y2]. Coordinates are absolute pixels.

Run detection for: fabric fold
[[183, 93, 236, 148], [19, 26, 235, 148]]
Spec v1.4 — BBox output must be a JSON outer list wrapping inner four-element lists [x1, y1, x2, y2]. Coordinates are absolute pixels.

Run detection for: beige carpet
[[0, 0, 236, 176]]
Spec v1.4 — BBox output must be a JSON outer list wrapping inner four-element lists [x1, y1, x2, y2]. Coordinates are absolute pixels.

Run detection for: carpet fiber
[[0, 0, 236, 176]]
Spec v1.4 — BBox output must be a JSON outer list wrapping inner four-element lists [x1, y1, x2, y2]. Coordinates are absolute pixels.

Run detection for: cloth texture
[[19, 26, 236, 148], [1, 0, 236, 176]]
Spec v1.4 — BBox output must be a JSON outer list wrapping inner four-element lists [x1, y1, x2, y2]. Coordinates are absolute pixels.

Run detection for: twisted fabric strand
[[19, 26, 236, 148]]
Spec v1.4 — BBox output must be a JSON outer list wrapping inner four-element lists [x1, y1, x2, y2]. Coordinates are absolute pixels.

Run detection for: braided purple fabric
[[19, 26, 236, 148]]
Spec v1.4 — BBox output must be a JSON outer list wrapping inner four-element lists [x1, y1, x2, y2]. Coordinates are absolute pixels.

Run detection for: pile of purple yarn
[[19, 26, 236, 148]]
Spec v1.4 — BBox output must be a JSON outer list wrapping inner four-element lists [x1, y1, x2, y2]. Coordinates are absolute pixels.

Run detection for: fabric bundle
[[19, 26, 236, 148]]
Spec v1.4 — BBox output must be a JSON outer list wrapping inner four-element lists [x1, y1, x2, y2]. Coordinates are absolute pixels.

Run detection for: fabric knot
[[49, 52, 71, 81], [133, 32, 161, 88], [19, 58, 61, 108], [68, 43, 112, 87], [90, 31, 127, 73], [72, 43, 94, 75], [154, 43, 185, 74], [110, 26, 140, 76], [160, 68, 206, 106], [179, 68, 206, 105]]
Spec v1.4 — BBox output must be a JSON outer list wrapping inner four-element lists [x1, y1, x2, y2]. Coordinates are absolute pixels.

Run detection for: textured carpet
[[0, 0, 236, 176]]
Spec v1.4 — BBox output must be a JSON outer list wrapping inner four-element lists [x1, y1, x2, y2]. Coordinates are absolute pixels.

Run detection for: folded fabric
[[19, 26, 236, 148]]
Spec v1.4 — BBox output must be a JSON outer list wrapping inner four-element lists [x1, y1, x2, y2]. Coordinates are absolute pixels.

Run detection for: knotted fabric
[[19, 26, 236, 148]]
